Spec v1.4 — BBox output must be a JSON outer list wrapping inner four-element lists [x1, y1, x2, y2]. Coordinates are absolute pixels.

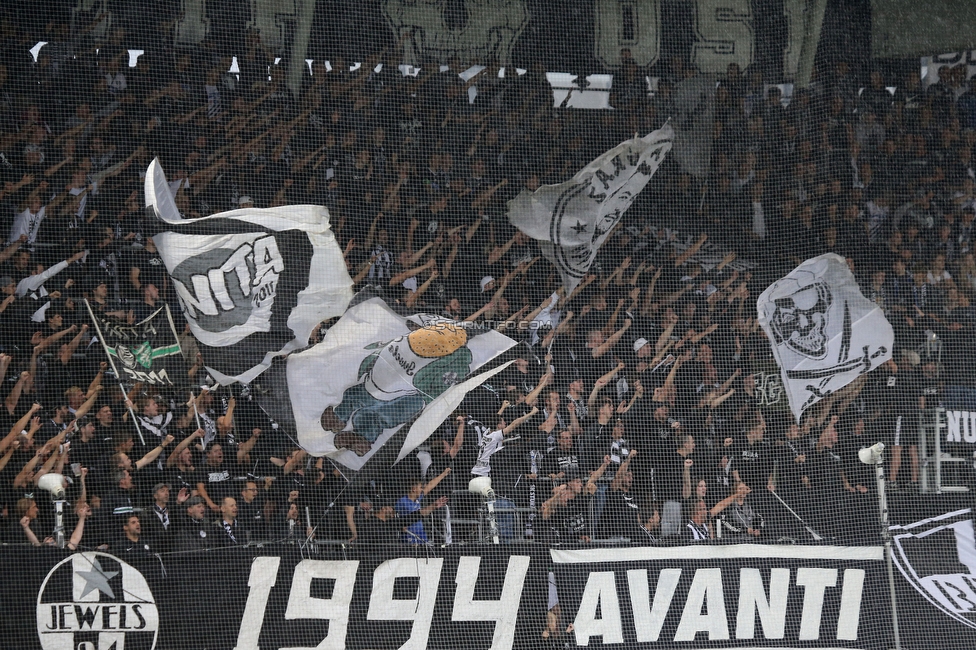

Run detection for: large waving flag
[[145, 159, 353, 384], [507, 123, 673, 291], [757, 253, 894, 420], [282, 298, 516, 470]]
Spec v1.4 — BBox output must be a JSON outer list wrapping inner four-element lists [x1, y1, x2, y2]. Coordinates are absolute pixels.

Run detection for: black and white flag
[[890, 509, 976, 631], [507, 124, 673, 291], [145, 159, 353, 384], [757, 253, 894, 420], [85, 300, 187, 386], [281, 297, 516, 470]]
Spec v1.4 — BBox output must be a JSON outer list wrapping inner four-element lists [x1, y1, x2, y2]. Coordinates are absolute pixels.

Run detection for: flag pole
[[83, 299, 147, 445], [190, 391, 203, 432], [123, 384, 146, 447]]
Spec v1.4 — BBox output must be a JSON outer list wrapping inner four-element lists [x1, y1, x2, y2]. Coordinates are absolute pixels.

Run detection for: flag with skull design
[[757, 253, 894, 421]]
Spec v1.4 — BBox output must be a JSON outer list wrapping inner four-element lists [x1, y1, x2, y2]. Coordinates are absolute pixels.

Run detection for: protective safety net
[[0, 2, 975, 649]]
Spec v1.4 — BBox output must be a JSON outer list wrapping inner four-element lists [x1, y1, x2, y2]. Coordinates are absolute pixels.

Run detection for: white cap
[[633, 338, 649, 352], [238, 195, 253, 205], [480, 276, 495, 292]]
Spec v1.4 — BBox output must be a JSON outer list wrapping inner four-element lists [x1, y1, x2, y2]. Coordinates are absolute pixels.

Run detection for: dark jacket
[[212, 518, 246, 546], [142, 504, 177, 552], [176, 514, 213, 551]]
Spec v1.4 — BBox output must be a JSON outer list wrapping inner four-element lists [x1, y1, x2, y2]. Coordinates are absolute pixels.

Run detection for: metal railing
[[918, 407, 971, 494]]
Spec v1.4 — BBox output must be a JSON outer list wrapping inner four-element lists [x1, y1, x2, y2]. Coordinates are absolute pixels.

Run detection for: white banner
[[507, 124, 673, 291], [146, 159, 353, 385], [757, 253, 894, 420], [287, 298, 516, 469]]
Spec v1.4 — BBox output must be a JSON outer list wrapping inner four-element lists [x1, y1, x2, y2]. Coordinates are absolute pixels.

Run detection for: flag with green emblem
[[85, 300, 188, 386]]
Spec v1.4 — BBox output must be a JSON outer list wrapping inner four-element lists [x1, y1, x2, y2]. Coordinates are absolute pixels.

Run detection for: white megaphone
[[37, 473, 66, 499], [468, 476, 494, 498], [858, 442, 885, 466]]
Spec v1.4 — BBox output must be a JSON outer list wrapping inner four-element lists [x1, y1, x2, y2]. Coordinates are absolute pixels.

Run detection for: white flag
[[757, 253, 894, 420], [286, 298, 517, 470], [146, 159, 353, 384], [671, 73, 716, 178], [507, 124, 673, 291]]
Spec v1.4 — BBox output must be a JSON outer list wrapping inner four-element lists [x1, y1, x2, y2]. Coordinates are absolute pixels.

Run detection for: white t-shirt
[[9, 206, 45, 243], [472, 429, 504, 477]]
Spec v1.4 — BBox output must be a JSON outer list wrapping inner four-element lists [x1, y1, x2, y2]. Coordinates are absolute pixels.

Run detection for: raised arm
[[35, 324, 78, 352], [539, 310, 574, 348], [0, 236, 25, 264], [405, 270, 439, 308], [681, 457, 693, 500], [588, 362, 625, 408], [591, 319, 632, 358], [421, 467, 452, 496], [0, 436, 19, 473], [618, 380, 644, 414], [655, 315, 677, 355], [611, 448, 638, 491], [1, 402, 41, 452], [503, 406, 539, 435], [487, 234, 516, 265], [134, 435, 174, 470], [73, 385, 102, 419], [402, 237, 440, 268], [237, 428, 262, 464], [710, 482, 748, 519], [86, 362, 107, 397], [673, 233, 708, 268], [59, 323, 89, 365], [389, 258, 435, 287], [558, 274, 596, 309], [523, 369, 552, 407], [463, 299, 496, 323], [15, 442, 52, 488], [35, 431, 70, 483], [586, 455, 612, 495], [448, 416, 465, 458], [167, 429, 204, 467], [494, 305, 529, 332], [16, 250, 86, 297], [66, 503, 91, 550], [19, 515, 42, 546], [282, 449, 307, 476], [658, 355, 683, 396], [217, 396, 236, 435]]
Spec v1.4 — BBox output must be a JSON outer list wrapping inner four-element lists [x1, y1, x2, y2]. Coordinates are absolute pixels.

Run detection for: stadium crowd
[[0, 14, 975, 559]]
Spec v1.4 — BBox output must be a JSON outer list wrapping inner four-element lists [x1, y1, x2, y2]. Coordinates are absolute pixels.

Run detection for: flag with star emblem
[[506, 123, 673, 291], [36, 552, 159, 650]]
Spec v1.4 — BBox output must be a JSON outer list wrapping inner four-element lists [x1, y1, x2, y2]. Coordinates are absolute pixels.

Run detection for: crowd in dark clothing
[[0, 12, 974, 557]]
